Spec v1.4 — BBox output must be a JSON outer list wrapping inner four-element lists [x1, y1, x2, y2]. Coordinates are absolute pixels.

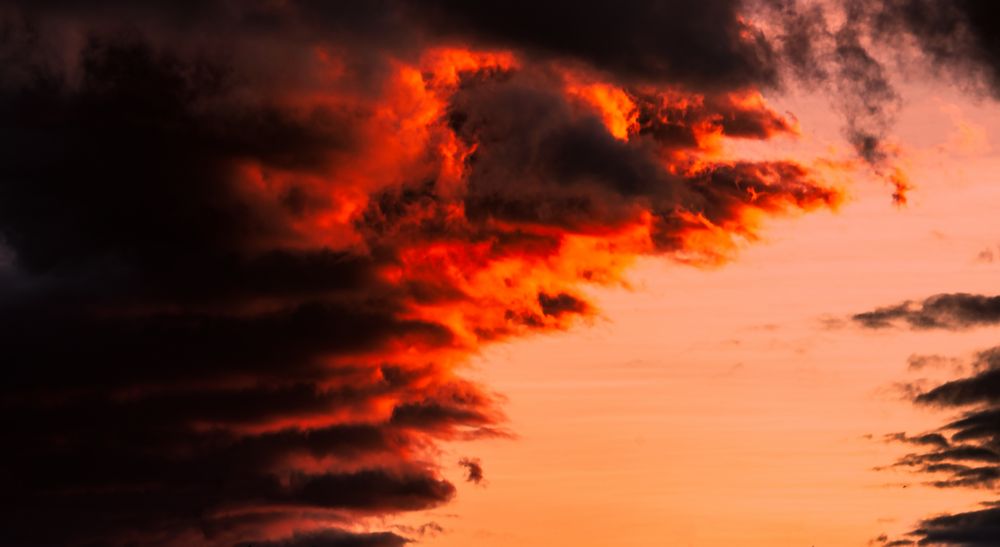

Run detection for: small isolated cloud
[[458, 457, 485, 485]]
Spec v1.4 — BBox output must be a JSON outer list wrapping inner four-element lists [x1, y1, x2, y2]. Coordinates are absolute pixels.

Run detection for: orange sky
[[387, 72, 1000, 546]]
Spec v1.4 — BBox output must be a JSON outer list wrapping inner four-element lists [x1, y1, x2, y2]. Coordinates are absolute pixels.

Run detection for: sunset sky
[[3, 1, 1000, 546]]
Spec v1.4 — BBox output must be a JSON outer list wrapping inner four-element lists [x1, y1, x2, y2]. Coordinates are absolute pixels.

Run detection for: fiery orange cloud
[[307, 48, 843, 340], [272, 45, 845, 416], [889, 167, 912, 206], [565, 80, 640, 141]]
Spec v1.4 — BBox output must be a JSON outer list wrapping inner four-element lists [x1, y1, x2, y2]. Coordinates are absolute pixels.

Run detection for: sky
[[3, 1, 1000, 546]]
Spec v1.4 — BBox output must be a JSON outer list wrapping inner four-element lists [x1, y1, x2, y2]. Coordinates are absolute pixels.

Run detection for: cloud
[[403, 0, 781, 90], [761, 0, 909, 201], [882, 348, 1000, 490], [869, 533, 916, 546], [853, 293, 1000, 330], [906, 353, 964, 372], [762, 1, 1000, 208], [918, 369, 1000, 407], [879, 345, 1000, 544], [909, 505, 1000, 546], [885, 432, 950, 449], [538, 292, 589, 318], [391, 522, 445, 540], [833, 7, 901, 167], [458, 457, 485, 484], [869, 1, 1000, 99], [236, 529, 411, 547]]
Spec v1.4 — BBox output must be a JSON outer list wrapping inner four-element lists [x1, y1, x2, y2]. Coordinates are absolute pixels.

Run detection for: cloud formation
[[458, 457, 485, 485], [853, 293, 1000, 330], [0, 1, 856, 545], [873, 342, 1000, 543], [875, 505, 1000, 547]]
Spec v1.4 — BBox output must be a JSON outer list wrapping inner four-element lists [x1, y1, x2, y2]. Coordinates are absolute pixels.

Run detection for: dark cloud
[[909, 505, 1000, 546], [918, 368, 1000, 407], [763, 1, 1000, 203], [885, 432, 950, 449], [405, 0, 780, 90], [766, 0, 832, 84], [458, 457, 484, 485], [907, 354, 964, 372], [761, 1, 952, 203], [853, 293, 1000, 330], [882, 347, 1000, 490], [765, 3, 890, 134], [291, 470, 455, 511], [538, 292, 588, 318], [0, 21, 483, 547], [445, 69, 837, 250], [762, 1, 1000, 182], [870, 1, 1000, 98], [391, 522, 445, 540], [236, 529, 410, 547], [7, 0, 791, 93], [869, 533, 916, 547], [879, 345, 1000, 544], [832, 17, 901, 167]]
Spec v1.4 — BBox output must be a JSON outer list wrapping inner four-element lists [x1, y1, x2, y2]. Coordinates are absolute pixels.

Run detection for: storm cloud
[[5, 0, 1000, 545]]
